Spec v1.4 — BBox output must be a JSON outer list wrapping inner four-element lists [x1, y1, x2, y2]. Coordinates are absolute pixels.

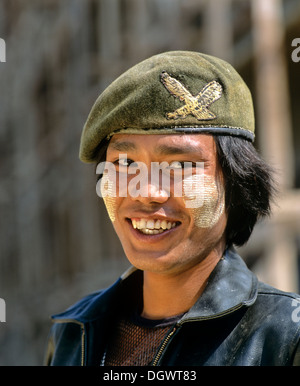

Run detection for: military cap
[[79, 51, 255, 163]]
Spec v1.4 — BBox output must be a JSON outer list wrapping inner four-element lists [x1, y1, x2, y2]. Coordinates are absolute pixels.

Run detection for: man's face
[[101, 133, 227, 276]]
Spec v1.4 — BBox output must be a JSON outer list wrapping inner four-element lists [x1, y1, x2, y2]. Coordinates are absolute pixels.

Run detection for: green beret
[[80, 51, 255, 163]]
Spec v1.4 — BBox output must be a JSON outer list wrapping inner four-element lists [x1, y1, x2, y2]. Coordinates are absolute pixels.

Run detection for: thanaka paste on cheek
[[101, 172, 117, 223], [183, 174, 225, 228]]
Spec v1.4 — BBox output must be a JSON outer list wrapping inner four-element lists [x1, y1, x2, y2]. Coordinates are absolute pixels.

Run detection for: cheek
[[100, 173, 117, 223], [103, 196, 117, 223], [183, 175, 225, 229]]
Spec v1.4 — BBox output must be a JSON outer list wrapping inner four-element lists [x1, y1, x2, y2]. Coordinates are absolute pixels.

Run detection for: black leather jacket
[[45, 248, 300, 366]]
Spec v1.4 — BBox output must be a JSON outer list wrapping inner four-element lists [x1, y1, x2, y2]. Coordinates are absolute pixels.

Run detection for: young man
[[45, 51, 300, 366]]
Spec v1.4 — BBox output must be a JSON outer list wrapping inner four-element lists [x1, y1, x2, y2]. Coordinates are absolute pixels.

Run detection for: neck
[[141, 247, 225, 320]]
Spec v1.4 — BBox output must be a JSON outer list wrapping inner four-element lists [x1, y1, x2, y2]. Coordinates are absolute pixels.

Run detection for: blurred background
[[0, 0, 299, 365]]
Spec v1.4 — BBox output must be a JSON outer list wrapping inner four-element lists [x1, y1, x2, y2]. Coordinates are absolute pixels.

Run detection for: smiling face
[[101, 133, 227, 276]]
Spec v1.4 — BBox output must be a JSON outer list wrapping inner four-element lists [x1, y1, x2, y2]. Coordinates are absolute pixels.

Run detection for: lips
[[130, 218, 178, 235]]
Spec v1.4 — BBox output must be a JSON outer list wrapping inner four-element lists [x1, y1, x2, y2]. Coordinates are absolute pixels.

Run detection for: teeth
[[154, 220, 161, 229], [161, 220, 167, 229], [131, 218, 178, 234], [140, 218, 146, 229], [146, 219, 154, 229]]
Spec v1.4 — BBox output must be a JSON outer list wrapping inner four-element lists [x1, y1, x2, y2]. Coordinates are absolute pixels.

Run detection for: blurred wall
[[0, 0, 299, 365]]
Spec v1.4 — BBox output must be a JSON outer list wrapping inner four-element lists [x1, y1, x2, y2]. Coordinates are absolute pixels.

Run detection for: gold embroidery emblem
[[160, 71, 222, 120]]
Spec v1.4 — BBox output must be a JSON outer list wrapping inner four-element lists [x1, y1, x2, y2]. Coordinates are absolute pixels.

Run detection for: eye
[[168, 161, 183, 169], [168, 161, 196, 171], [118, 158, 131, 167], [114, 158, 139, 171]]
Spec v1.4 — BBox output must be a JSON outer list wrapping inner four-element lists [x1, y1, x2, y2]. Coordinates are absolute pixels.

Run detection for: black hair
[[214, 135, 276, 247]]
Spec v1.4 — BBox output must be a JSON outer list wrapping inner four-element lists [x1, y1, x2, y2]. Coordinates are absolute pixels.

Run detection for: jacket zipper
[[152, 326, 177, 366], [151, 304, 247, 366], [80, 325, 86, 366], [54, 319, 86, 366]]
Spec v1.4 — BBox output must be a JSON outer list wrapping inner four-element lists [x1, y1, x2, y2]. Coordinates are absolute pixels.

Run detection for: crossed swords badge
[[160, 71, 222, 120]]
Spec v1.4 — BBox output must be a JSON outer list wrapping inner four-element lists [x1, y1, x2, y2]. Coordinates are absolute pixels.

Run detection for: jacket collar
[[52, 248, 258, 324], [179, 248, 258, 323]]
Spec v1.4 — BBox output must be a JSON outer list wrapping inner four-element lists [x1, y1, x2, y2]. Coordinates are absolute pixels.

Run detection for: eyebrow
[[109, 141, 137, 152], [109, 140, 204, 156], [155, 143, 204, 156]]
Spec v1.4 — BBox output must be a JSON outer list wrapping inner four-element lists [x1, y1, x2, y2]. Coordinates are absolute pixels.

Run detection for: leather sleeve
[[293, 338, 300, 366], [43, 325, 56, 365], [43, 322, 84, 366]]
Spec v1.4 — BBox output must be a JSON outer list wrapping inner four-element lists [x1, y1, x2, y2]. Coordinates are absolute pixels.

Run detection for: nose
[[137, 184, 170, 205], [128, 164, 170, 205]]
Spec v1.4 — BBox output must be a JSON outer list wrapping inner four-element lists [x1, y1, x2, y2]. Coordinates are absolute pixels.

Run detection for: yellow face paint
[[100, 163, 224, 229], [183, 174, 225, 228], [100, 171, 117, 223]]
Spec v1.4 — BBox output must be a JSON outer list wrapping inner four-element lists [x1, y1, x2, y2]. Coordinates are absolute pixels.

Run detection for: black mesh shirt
[[102, 311, 183, 366]]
